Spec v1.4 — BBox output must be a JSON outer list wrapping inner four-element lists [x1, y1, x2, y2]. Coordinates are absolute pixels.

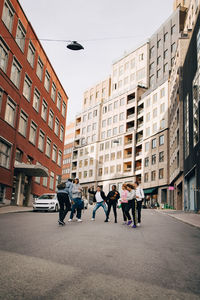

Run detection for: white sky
[[19, 0, 173, 124]]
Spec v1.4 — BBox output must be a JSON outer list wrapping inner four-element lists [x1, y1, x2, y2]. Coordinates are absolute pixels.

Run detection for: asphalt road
[[0, 207, 200, 300]]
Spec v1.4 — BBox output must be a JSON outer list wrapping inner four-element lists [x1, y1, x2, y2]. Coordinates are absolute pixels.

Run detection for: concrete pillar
[[16, 173, 22, 206]]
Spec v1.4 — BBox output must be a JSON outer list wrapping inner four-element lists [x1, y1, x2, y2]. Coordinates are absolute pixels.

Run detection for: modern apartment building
[[0, 0, 68, 205], [62, 122, 75, 181]]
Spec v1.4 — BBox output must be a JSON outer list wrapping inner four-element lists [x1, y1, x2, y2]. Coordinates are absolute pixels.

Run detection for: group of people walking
[[57, 178, 144, 229]]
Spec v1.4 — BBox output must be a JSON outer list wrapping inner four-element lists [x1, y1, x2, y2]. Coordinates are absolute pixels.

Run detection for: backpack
[[57, 182, 66, 190]]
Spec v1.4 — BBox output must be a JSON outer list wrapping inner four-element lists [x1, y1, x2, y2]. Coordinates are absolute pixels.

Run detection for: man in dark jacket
[[88, 186, 107, 221], [105, 185, 120, 223]]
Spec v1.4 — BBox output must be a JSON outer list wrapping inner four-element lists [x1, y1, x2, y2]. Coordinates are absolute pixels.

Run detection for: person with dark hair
[[119, 183, 129, 224], [68, 178, 83, 222], [57, 179, 73, 226], [125, 184, 137, 228], [134, 181, 144, 226], [88, 186, 107, 221], [105, 185, 120, 223]]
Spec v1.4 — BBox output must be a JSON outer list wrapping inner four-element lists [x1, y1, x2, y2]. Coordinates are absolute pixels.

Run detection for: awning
[[144, 188, 158, 195], [14, 163, 49, 177]]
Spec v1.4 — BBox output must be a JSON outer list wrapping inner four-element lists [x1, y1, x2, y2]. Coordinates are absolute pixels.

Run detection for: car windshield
[[38, 194, 55, 200]]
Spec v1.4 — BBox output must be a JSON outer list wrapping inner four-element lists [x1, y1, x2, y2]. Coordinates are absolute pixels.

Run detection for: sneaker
[[127, 220, 132, 226], [122, 222, 127, 225], [104, 219, 108, 222], [91, 218, 95, 221], [68, 219, 72, 222], [115, 220, 117, 223], [132, 225, 137, 228], [137, 223, 141, 227], [77, 219, 82, 222], [58, 220, 65, 226]]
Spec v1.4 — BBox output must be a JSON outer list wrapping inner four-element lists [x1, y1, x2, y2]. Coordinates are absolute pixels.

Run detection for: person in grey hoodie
[[57, 179, 73, 226], [68, 178, 83, 222]]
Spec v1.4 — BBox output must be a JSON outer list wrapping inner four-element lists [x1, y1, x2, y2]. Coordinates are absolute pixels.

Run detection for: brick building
[[0, 0, 68, 205]]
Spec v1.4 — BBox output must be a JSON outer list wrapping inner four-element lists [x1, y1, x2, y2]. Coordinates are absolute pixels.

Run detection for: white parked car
[[33, 193, 59, 212]]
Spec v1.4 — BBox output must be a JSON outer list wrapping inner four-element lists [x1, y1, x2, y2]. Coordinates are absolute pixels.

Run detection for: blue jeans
[[70, 198, 82, 219], [92, 201, 107, 219]]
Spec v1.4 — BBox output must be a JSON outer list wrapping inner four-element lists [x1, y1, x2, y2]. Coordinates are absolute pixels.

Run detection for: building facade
[[62, 122, 75, 181], [0, 0, 68, 205]]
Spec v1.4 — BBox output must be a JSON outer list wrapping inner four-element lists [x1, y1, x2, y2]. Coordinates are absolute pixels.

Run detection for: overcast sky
[[19, 0, 173, 124]]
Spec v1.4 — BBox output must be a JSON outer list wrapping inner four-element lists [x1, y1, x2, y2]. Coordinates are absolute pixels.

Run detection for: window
[[171, 25, 176, 35], [101, 131, 105, 139], [108, 104, 112, 111], [79, 160, 82, 167], [113, 127, 117, 135], [110, 166, 115, 173], [164, 63, 168, 73], [113, 115, 118, 123], [146, 113, 150, 122], [57, 92, 61, 110], [144, 173, 148, 182], [157, 69, 161, 78], [60, 125, 64, 142], [146, 127, 150, 137], [117, 164, 121, 172], [41, 99, 48, 121], [171, 43, 176, 53], [92, 134, 96, 142], [151, 171, 156, 181], [46, 138, 51, 157], [119, 112, 124, 121], [93, 109, 97, 117], [29, 121, 37, 145], [107, 129, 111, 137], [48, 110, 54, 129], [99, 156, 103, 164], [150, 46, 155, 58], [102, 88, 106, 97], [43, 176, 48, 187], [159, 168, 164, 179], [10, 57, 21, 88], [160, 88, 165, 98], [145, 142, 149, 152], [33, 88, 40, 112], [164, 49, 168, 59], [107, 117, 112, 125], [89, 170, 93, 177], [117, 151, 122, 159], [105, 141, 110, 149], [105, 154, 109, 162], [5, 97, 16, 127], [157, 56, 161, 65], [82, 127, 86, 135], [164, 32, 168, 42], [159, 135, 164, 145], [0, 38, 9, 72], [91, 146, 94, 153], [146, 98, 151, 107], [131, 58, 135, 69], [111, 153, 115, 160], [159, 151, 164, 162], [157, 39, 161, 48], [160, 103, 165, 113], [27, 41, 35, 67], [83, 114, 87, 122], [2, 0, 14, 32], [171, 57, 175, 67], [0, 89, 2, 112], [114, 101, 118, 109], [139, 53, 144, 61], [23, 75, 32, 101], [84, 171, 87, 178], [18, 110, 28, 137], [150, 75, 154, 87], [119, 65, 123, 75], [153, 123, 157, 133], [36, 57, 43, 81], [150, 62, 154, 72], [87, 125, 91, 132], [124, 62, 129, 71], [103, 106, 107, 114], [153, 108, 157, 118], [119, 125, 124, 133], [152, 154, 156, 165], [100, 143, 104, 151], [120, 98, 125, 106], [49, 172, 54, 190], [160, 119, 165, 129], [16, 20, 26, 52], [136, 68, 145, 80], [44, 70, 50, 92], [92, 123, 96, 130], [0, 139, 11, 168], [54, 118, 59, 136], [102, 120, 106, 128], [38, 130, 45, 152], [98, 168, 103, 176], [130, 73, 135, 81], [152, 138, 156, 149], [144, 157, 149, 167], [52, 145, 57, 162], [124, 77, 128, 85], [51, 83, 56, 102], [104, 167, 109, 174], [58, 151, 62, 167], [88, 112, 92, 120]]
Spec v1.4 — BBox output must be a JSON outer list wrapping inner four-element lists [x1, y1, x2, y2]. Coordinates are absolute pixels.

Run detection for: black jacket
[[106, 190, 120, 203], [88, 188, 107, 202]]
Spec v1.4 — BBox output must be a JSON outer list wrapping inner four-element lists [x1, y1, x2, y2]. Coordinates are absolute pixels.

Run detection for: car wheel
[[55, 204, 59, 212]]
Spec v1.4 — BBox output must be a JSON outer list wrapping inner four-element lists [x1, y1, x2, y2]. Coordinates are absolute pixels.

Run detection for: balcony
[[127, 113, 135, 120], [72, 154, 78, 160], [127, 127, 135, 133], [125, 140, 132, 145], [137, 109, 144, 116], [137, 123, 143, 129], [136, 137, 143, 144], [124, 168, 132, 173], [72, 166, 77, 171], [135, 166, 142, 171], [136, 151, 142, 157]]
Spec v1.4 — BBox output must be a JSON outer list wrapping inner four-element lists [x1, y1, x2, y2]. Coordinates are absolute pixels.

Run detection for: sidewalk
[[0, 205, 32, 214], [156, 209, 200, 229]]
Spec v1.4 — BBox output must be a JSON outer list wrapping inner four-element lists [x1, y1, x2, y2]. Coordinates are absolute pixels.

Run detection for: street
[[0, 207, 200, 300]]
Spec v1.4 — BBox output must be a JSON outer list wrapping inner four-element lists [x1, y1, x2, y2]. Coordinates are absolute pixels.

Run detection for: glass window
[[157, 56, 161, 65], [93, 109, 97, 117], [153, 123, 157, 133], [23, 74, 32, 101], [58, 151, 62, 167], [29, 121, 37, 145], [27, 41, 35, 67], [131, 58, 135, 69], [144, 157, 149, 167], [114, 101, 118, 109], [146, 112, 150, 122], [119, 112, 124, 121], [151, 171, 156, 181], [51, 82, 56, 102], [152, 154, 156, 165], [49, 172, 54, 190], [48, 110, 54, 129], [160, 88, 165, 98], [0, 139, 11, 168], [87, 125, 91, 132], [113, 127, 117, 135], [33, 88, 40, 112], [102, 120, 106, 128], [5, 97, 16, 127], [108, 103, 112, 111], [159, 151, 164, 162], [10, 57, 21, 88], [159, 135, 164, 145], [57, 92, 61, 110], [54, 118, 59, 136], [113, 115, 118, 123], [159, 168, 164, 179], [145, 142, 149, 152], [46, 138, 51, 157], [52, 145, 57, 162], [164, 32, 168, 42], [171, 43, 176, 53], [44, 70, 50, 92], [107, 129, 111, 137], [119, 125, 124, 133], [101, 131, 106, 139], [2, 0, 14, 32], [171, 25, 176, 35], [153, 108, 157, 118], [38, 130, 45, 152], [146, 127, 150, 137], [160, 103, 165, 113], [164, 63, 168, 73], [107, 117, 112, 125], [41, 99, 48, 121], [150, 46, 155, 58], [0, 38, 9, 73], [16, 20, 26, 52], [60, 125, 64, 142], [144, 173, 148, 182], [152, 138, 157, 149], [18, 110, 28, 137], [36, 57, 43, 81], [92, 123, 96, 130], [164, 49, 168, 59], [120, 98, 125, 106], [160, 119, 165, 129]]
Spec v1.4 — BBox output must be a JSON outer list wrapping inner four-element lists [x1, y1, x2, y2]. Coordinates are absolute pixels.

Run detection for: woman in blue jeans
[[68, 178, 83, 222]]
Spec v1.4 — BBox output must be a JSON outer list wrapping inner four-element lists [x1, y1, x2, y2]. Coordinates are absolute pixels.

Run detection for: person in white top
[[134, 181, 144, 226], [88, 186, 107, 221]]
